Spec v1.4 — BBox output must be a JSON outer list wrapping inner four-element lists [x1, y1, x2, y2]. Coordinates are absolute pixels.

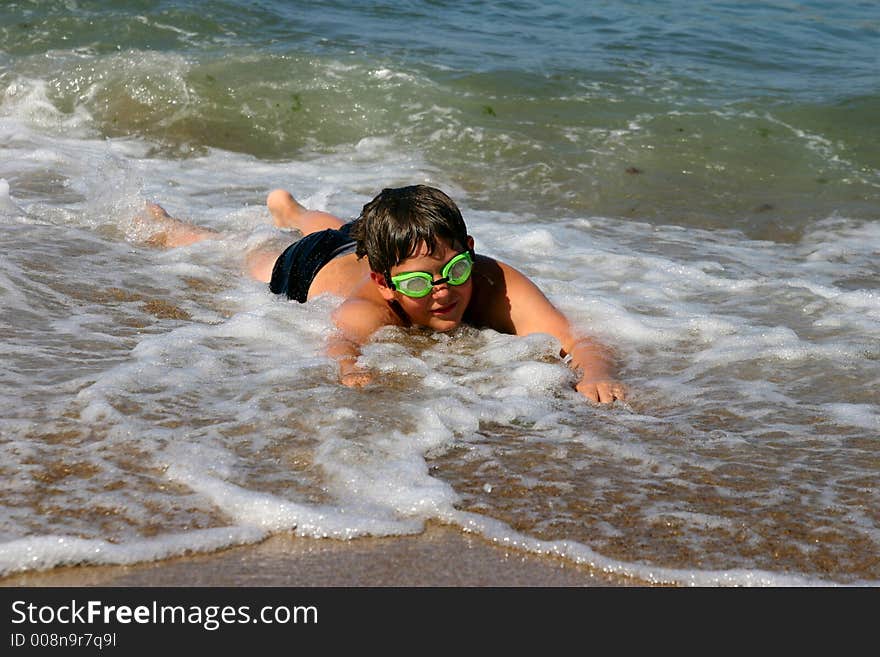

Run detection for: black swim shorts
[[268, 223, 356, 302]]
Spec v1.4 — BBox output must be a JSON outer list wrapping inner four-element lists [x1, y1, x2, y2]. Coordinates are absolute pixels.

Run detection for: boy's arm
[[562, 335, 625, 404], [495, 262, 625, 403], [327, 298, 391, 387]]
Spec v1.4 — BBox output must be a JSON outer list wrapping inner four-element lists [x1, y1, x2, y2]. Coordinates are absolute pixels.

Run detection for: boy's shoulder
[[332, 292, 404, 337], [466, 255, 518, 331], [467, 254, 558, 334], [472, 254, 539, 300]]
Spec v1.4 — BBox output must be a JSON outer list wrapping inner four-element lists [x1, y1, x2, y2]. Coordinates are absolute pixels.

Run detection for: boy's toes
[[145, 202, 171, 220]]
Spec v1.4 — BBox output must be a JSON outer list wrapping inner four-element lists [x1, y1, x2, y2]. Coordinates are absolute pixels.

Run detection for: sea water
[[0, 0, 878, 586]]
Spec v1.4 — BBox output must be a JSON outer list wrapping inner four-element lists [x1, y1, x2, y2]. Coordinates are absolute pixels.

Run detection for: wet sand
[[0, 523, 637, 587]]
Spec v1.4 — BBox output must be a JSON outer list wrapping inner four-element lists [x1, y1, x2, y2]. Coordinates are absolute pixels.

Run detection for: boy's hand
[[340, 369, 373, 388], [576, 378, 626, 404]]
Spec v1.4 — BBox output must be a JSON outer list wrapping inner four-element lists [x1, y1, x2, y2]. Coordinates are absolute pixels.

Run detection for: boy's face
[[376, 237, 474, 332]]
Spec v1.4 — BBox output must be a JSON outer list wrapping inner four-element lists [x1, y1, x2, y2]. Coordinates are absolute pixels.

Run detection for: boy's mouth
[[430, 301, 458, 316]]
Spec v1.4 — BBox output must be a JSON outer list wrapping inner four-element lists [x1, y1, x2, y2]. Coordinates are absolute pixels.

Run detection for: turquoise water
[[1, 1, 878, 585]]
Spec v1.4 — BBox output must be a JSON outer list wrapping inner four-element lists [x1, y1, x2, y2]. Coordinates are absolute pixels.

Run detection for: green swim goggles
[[387, 251, 474, 298]]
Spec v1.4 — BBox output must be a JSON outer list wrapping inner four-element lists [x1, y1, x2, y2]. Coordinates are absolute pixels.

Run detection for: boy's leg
[[140, 203, 221, 248], [267, 189, 344, 234], [138, 191, 344, 282], [245, 246, 283, 284], [145, 199, 284, 283], [248, 190, 346, 284]]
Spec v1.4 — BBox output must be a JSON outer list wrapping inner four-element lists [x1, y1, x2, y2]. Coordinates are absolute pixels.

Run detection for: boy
[[146, 185, 625, 403]]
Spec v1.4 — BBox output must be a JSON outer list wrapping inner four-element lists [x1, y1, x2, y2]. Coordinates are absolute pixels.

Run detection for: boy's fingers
[[576, 380, 600, 402], [341, 371, 372, 387], [605, 384, 627, 403], [578, 380, 626, 404], [605, 382, 626, 402]]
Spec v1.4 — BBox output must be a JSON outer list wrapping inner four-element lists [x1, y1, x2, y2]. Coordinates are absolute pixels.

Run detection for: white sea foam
[[0, 178, 25, 216], [822, 403, 880, 430], [0, 529, 267, 576], [1, 77, 96, 136], [444, 509, 832, 587]]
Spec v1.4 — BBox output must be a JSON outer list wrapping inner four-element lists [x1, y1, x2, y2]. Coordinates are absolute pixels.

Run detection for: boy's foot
[[266, 189, 307, 230], [137, 202, 219, 248], [145, 201, 174, 222], [266, 189, 345, 234]]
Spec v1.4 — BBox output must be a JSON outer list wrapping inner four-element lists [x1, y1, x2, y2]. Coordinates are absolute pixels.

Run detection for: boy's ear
[[370, 271, 396, 301], [467, 235, 475, 251]]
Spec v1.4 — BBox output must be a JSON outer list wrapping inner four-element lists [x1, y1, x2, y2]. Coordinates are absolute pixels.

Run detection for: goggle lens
[[390, 251, 473, 298], [445, 254, 472, 285], [397, 276, 432, 296]]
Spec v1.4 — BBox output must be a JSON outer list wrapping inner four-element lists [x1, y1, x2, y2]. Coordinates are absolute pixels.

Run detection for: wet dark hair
[[349, 185, 469, 277]]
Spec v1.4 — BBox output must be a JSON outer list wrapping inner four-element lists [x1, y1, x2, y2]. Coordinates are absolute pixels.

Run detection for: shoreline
[[0, 523, 640, 587]]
